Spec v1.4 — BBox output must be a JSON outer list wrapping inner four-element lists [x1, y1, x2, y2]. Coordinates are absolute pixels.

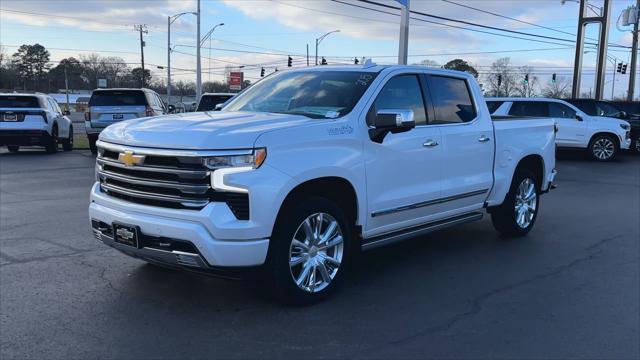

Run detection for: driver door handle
[[478, 135, 491, 143], [423, 139, 439, 147]]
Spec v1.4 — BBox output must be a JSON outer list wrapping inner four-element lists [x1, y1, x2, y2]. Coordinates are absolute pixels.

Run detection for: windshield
[[89, 90, 147, 107], [595, 102, 623, 118], [224, 70, 378, 119], [197, 95, 234, 111]]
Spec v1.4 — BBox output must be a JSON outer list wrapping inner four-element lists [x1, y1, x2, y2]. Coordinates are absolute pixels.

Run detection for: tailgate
[[90, 106, 146, 128], [0, 108, 47, 129]]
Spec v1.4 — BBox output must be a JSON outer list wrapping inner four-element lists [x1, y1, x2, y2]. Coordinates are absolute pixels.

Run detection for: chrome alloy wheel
[[289, 213, 344, 293], [514, 178, 537, 229], [592, 138, 615, 160]]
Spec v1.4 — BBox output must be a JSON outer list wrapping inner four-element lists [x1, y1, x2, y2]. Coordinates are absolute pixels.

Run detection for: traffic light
[[321, 57, 327, 65], [524, 74, 529, 85], [552, 73, 556, 83], [260, 67, 265, 77], [287, 56, 292, 67], [354, 57, 359, 65], [617, 62, 623, 73], [622, 64, 628, 74]]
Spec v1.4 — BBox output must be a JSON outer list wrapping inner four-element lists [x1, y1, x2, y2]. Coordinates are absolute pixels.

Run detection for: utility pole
[[167, 16, 172, 105], [315, 30, 340, 66], [196, 0, 202, 101], [306, 44, 309, 66], [64, 62, 70, 112], [398, 0, 410, 65], [628, 0, 639, 101], [134, 24, 148, 88], [571, 0, 611, 100]]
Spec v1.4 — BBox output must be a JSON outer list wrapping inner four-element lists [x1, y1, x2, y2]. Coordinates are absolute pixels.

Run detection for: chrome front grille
[[95, 141, 251, 218]]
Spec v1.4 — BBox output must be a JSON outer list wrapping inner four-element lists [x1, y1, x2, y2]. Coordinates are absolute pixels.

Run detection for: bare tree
[[541, 76, 572, 98], [514, 65, 539, 98], [484, 57, 518, 97], [174, 80, 195, 102]]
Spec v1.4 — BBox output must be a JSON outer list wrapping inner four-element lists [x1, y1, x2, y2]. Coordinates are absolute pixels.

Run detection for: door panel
[[364, 74, 444, 236], [427, 75, 494, 213], [549, 103, 586, 147]]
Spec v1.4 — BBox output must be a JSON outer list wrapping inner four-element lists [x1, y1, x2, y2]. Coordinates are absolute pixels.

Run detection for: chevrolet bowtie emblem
[[118, 151, 145, 167]]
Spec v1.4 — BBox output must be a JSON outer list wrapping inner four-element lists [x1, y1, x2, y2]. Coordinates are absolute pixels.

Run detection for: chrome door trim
[[370, 189, 489, 218], [362, 212, 483, 250]]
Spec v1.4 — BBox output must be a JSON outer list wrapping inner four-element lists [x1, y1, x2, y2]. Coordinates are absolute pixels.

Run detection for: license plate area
[[3, 113, 18, 122], [113, 222, 140, 248], [112, 114, 124, 120]]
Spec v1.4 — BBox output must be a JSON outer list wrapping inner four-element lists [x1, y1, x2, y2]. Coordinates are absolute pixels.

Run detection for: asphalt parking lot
[[0, 148, 638, 359]]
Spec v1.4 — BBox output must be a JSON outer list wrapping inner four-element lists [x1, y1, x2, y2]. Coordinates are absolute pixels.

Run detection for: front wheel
[[491, 168, 540, 237], [267, 197, 352, 304], [588, 134, 617, 161], [89, 136, 97, 154]]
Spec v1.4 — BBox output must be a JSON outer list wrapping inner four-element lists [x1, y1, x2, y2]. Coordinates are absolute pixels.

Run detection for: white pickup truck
[[89, 65, 557, 303]]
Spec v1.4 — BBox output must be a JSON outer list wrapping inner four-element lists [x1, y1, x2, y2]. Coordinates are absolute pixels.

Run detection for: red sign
[[229, 72, 243, 91]]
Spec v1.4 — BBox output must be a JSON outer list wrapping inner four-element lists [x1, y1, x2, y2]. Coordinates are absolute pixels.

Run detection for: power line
[[0, 8, 131, 29]]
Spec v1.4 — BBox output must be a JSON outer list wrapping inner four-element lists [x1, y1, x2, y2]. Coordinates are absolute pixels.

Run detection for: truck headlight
[[204, 148, 266, 193], [620, 123, 630, 131], [202, 148, 266, 169]]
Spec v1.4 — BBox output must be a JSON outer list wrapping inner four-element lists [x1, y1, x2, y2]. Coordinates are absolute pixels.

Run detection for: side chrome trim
[[370, 189, 489, 218], [96, 140, 254, 157], [362, 212, 483, 250]]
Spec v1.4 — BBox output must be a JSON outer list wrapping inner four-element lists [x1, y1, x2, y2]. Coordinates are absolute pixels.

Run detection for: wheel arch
[[515, 154, 545, 190], [274, 176, 359, 235], [589, 131, 620, 148]]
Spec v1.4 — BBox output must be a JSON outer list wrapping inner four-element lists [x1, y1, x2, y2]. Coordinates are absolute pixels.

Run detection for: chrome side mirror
[[369, 109, 415, 143], [214, 103, 224, 111], [576, 114, 583, 122]]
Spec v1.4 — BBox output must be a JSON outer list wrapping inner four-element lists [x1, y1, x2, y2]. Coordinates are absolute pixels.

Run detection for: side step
[[361, 212, 483, 250]]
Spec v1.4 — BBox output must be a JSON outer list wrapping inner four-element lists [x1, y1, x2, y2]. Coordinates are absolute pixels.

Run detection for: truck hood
[[592, 116, 630, 128], [98, 111, 316, 149]]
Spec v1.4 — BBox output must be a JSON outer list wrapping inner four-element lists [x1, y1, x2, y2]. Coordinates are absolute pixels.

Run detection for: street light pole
[[315, 30, 340, 66], [628, 0, 639, 101], [167, 12, 197, 106], [200, 22, 224, 90], [196, 0, 202, 102]]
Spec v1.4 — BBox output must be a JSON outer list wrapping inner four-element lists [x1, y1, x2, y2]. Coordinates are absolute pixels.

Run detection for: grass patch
[[74, 133, 90, 150]]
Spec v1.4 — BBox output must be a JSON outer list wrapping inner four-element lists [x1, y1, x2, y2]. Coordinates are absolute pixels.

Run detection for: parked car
[[563, 99, 640, 154], [85, 88, 167, 153], [196, 93, 236, 111], [90, 65, 557, 303], [488, 97, 631, 161], [0, 93, 73, 153]]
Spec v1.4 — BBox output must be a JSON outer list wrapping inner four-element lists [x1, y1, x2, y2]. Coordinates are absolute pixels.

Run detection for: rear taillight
[[145, 106, 154, 117], [84, 112, 91, 121]]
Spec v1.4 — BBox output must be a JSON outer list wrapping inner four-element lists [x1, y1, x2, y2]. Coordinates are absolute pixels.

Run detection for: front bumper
[[0, 130, 51, 146], [89, 183, 270, 268]]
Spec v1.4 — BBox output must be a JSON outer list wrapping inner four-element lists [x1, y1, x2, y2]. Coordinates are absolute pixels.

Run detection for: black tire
[[588, 134, 618, 161], [45, 125, 58, 154], [89, 137, 98, 154], [63, 126, 73, 151], [491, 168, 540, 238], [267, 196, 353, 305], [634, 136, 640, 155], [7, 145, 19, 153]]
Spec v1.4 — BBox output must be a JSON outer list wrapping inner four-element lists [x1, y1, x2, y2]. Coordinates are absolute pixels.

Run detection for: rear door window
[[548, 102, 576, 119], [428, 76, 477, 124], [508, 101, 549, 117], [0, 96, 41, 108], [89, 91, 147, 106]]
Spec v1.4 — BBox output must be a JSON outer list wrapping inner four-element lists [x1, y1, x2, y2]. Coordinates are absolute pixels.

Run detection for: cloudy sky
[[0, 0, 637, 97]]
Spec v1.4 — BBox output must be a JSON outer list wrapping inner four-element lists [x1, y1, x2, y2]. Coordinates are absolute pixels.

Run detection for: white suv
[[488, 97, 631, 161], [0, 94, 73, 153]]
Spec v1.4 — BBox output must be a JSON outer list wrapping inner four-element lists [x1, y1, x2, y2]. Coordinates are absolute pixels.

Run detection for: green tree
[[131, 67, 152, 87], [443, 59, 478, 78], [11, 44, 50, 90]]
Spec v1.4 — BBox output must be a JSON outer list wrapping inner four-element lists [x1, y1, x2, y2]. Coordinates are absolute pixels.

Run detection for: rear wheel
[[7, 145, 19, 153], [62, 126, 74, 151], [45, 125, 58, 154], [491, 168, 540, 237], [588, 134, 617, 161], [634, 135, 640, 154], [267, 197, 352, 304], [89, 137, 97, 154]]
